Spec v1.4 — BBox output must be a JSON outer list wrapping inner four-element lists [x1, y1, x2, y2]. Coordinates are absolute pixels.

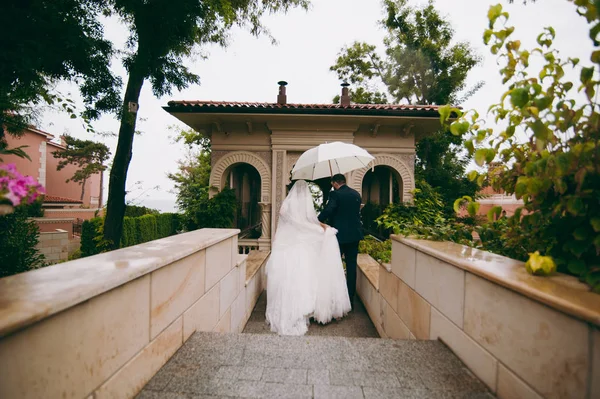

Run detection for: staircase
[[137, 294, 493, 399]]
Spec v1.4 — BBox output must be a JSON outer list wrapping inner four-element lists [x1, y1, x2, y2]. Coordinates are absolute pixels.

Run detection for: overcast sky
[[40, 0, 593, 212]]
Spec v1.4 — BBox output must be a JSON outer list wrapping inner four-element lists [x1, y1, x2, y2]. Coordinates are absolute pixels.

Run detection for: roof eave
[[162, 105, 441, 119]]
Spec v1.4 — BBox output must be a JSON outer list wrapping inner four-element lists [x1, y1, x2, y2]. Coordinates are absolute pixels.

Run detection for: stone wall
[[0, 228, 268, 399], [357, 236, 600, 399], [35, 229, 69, 263]]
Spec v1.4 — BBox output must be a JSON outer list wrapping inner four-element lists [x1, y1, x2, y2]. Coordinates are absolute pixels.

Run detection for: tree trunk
[[103, 63, 145, 250], [80, 178, 87, 201]]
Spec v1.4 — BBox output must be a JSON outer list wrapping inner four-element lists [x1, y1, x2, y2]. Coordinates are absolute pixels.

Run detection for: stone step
[[138, 331, 494, 398]]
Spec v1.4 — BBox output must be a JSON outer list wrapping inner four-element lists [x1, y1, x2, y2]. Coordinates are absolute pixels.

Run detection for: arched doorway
[[209, 151, 272, 251], [360, 166, 404, 238], [361, 166, 403, 208], [225, 163, 262, 238]]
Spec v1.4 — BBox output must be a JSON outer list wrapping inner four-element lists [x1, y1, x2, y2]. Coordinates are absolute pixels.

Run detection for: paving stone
[[262, 368, 308, 384], [143, 366, 177, 391], [308, 369, 330, 385], [238, 366, 264, 381], [135, 391, 192, 399], [364, 387, 494, 399], [329, 369, 400, 388], [261, 383, 313, 398], [314, 384, 364, 399], [214, 365, 241, 380], [143, 291, 495, 399]]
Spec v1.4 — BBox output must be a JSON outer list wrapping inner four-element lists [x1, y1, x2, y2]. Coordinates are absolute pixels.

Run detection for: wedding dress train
[[265, 180, 351, 336]]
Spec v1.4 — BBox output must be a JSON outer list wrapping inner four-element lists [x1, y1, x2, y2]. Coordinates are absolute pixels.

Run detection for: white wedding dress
[[265, 180, 351, 336]]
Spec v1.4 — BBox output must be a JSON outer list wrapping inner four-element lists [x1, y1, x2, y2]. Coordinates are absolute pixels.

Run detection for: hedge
[[81, 213, 181, 256], [135, 214, 157, 245], [81, 217, 104, 257], [121, 217, 137, 248]]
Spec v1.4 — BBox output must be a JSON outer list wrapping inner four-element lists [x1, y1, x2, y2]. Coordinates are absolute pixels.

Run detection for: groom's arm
[[318, 191, 338, 223]]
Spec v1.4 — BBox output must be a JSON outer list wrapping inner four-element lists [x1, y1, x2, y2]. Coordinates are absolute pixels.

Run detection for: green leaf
[[474, 149, 487, 166], [533, 96, 552, 110], [567, 259, 586, 275], [591, 217, 600, 232], [505, 125, 516, 137], [573, 227, 589, 241], [487, 206, 502, 222], [467, 201, 480, 217], [531, 120, 550, 141], [510, 88, 530, 108], [580, 67, 594, 84], [450, 121, 470, 136], [439, 105, 451, 124], [453, 198, 463, 213], [465, 139, 475, 154], [485, 149, 496, 163], [467, 170, 478, 181], [488, 4, 503, 27], [515, 177, 528, 198], [525, 251, 556, 276], [483, 29, 493, 45], [567, 197, 584, 215]]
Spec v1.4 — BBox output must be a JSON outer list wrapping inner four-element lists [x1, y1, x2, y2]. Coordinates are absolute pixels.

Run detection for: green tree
[[102, 0, 309, 249], [442, 3, 600, 290], [53, 135, 111, 201], [330, 0, 480, 215], [0, 0, 121, 151], [168, 128, 212, 226]]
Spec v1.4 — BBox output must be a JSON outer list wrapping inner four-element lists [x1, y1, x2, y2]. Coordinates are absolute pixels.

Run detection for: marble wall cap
[[0, 228, 239, 338], [391, 235, 600, 327]]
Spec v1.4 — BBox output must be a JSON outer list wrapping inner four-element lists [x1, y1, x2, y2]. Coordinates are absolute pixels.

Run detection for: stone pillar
[[259, 202, 271, 239]]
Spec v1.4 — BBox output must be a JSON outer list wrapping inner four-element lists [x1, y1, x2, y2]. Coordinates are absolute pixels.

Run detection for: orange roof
[[43, 195, 83, 204]]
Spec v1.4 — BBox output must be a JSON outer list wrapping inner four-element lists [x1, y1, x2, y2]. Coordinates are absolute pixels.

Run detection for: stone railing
[[0, 228, 268, 399], [357, 235, 600, 399], [239, 238, 260, 254]]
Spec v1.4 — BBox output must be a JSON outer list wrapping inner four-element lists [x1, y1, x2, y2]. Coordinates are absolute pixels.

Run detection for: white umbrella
[[291, 142, 375, 181]]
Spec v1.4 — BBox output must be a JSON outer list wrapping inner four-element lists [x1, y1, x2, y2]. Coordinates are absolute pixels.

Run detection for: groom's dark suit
[[318, 184, 364, 304]]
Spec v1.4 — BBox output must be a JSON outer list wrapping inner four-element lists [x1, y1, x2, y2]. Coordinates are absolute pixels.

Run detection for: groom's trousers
[[339, 241, 359, 306]]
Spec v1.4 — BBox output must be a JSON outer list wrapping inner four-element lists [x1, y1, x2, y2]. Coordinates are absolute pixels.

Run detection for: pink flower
[[0, 164, 45, 207]]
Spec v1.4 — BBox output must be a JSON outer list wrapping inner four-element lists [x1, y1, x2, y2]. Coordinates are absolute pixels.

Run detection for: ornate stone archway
[[209, 151, 271, 203], [210, 151, 272, 243], [350, 154, 415, 203]]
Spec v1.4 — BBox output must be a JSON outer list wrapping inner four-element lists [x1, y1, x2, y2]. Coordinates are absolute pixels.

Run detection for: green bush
[[135, 214, 157, 244], [81, 217, 104, 257], [121, 216, 137, 248], [156, 213, 176, 238], [0, 208, 46, 278], [183, 187, 237, 231], [124, 205, 159, 217], [82, 213, 181, 256], [439, 3, 600, 290], [359, 236, 392, 264]]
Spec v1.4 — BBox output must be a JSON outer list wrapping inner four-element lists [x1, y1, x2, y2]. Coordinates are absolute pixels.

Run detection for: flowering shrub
[[0, 163, 45, 208]]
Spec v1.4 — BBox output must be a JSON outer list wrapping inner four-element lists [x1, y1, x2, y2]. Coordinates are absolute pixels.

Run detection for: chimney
[[277, 81, 287, 105], [340, 82, 351, 107]]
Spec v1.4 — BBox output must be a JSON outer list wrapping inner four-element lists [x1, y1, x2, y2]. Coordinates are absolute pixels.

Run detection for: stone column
[[259, 202, 271, 239]]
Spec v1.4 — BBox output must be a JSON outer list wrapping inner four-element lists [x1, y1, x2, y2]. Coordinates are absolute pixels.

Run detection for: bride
[[265, 180, 351, 336]]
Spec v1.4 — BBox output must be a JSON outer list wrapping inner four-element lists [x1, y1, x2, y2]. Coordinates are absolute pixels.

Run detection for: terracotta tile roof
[[43, 195, 83, 204], [165, 101, 443, 116]]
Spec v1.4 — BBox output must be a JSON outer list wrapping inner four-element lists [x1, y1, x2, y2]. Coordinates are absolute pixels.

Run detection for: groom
[[318, 174, 364, 308]]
